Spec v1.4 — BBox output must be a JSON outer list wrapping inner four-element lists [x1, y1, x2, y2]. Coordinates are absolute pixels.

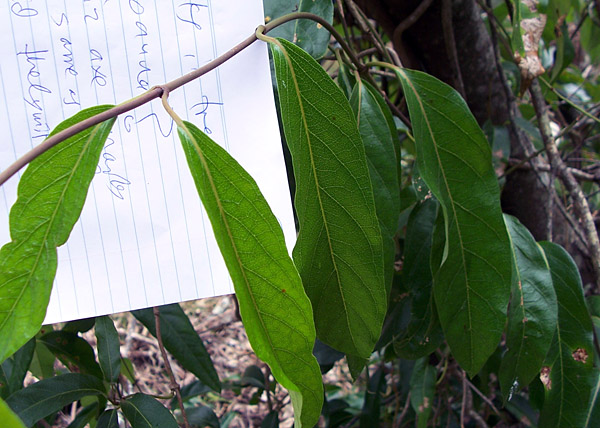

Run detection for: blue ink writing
[[176, 2, 207, 30], [191, 95, 223, 134]]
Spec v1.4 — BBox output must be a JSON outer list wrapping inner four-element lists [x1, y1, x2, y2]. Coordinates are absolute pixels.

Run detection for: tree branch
[[529, 80, 600, 290]]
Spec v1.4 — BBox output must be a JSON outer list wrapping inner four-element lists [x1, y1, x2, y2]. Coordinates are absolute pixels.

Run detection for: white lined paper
[[0, 0, 295, 324]]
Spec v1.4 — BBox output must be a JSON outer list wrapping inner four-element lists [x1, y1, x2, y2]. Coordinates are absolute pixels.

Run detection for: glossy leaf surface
[[0, 106, 116, 363], [121, 393, 178, 428], [264, 0, 333, 58], [132, 304, 220, 392], [538, 242, 596, 428], [177, 120, 322, 427], [5, 373, 105, 427], [350, 80, 400, 296], [95, 316, 121, 383], [393, 200, 443, 359], [270, 37, 386, 359], [395, 68, 512, 375], [499, 215, 557, 400]]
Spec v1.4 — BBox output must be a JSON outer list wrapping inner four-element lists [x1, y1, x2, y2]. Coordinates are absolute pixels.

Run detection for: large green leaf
[[584, 371, 600, 428], [5, 373, 106, 427], [395, 68, 512, 376], [350, 80, 400, 296], [97, 409, 120, 428], [499, 215, 557, 400], [132, 304, 220, 392], [176, 120, 322, 428], [121, 393, 178, 428], [0, 397, 27, 428], [264, 0, 333, 58], [95, 316, 121, 383], [393, 200, 443, 359], [410, 357, 437, 428], [269, 37, 386, 359], [0, 106, 116, 363], [538, 242, 596, 428]]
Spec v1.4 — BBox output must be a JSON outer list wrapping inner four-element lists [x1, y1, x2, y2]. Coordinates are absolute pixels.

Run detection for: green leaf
[[395, 68, 512, 376], [584, 371, 600, 428], [95, 316, 121, 383], [121, 393, 178, 428], [5, 373, 106, 427], [393, 199, 443, 359], [1, 339, 35, 398], [38, 331, 103, 379], [410, 357, 436, 428], [176, 120, 323, 427], [538, 242, 596, 428], [499, 215, 557, 400], [0, 397, 27, 428], [66, 402, 99, 428], [132, 304, 220, 392], [269, 37, 386, 359], [186, 405, 220, 428], [350, 80, 400, 296], [97, 409, 120, 428], [0, 106, 116, 363], [264, 0, 333, 58], [359, 368, 386, 428], [28, 338, 55, 380]]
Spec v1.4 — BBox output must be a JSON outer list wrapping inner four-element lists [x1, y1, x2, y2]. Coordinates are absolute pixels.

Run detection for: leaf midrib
[[0, 125, 104, 332], [398, 70, 474, 368], [274, 40, 358, 351]]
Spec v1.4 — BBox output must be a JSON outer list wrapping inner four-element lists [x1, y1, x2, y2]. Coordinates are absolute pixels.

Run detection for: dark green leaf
[[38, 331, 103, 379], [264, 0, 333, 58], [132, 304, 220, 392], [186, 405, 220, 428], [538, 242, 596, 428], [393, 199, 443, 359], [499, 215, 557, 400], [270, 37, 386, 359], [176, 120, 323, 427], [95, 316, 121, 383], [66, 402, 98, 428], [350, 80, 400, 296], [97, 409, 120, 428], [0, 397, 27, 428], [261, 410, 279, 428], [1, 339, 35, 398], [28, 339, 55, 380], [359, 368, 386, 428], [121, 393, 178, 428], [5, 373, 105, 427], [347, 355, 368, 381], [241, 365, 266, 389], [410, 357, 436, 428], [63, 318, 96, 334], [584, 371, 600, 428], [0, 106, 116, 363], [395, 68, 512, 376]]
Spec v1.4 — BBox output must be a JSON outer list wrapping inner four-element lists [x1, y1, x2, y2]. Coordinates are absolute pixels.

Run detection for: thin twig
[[530, 79, 600, 290], [0, 12, 345, 187], [507, 159, 599, 182], [392, 0, 435, 46], [441, 0, 467, 99], [394, 392, 412, 428], [461, 371, 467, 428], [153, 307, 190, 428], [464, 378, 500, 415]]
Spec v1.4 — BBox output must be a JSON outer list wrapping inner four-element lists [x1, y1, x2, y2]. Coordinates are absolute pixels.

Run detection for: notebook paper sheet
[[0, 1, 295, 324]]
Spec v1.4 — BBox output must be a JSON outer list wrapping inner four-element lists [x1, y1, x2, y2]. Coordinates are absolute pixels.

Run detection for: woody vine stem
[[0, 12, 351, 187]]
